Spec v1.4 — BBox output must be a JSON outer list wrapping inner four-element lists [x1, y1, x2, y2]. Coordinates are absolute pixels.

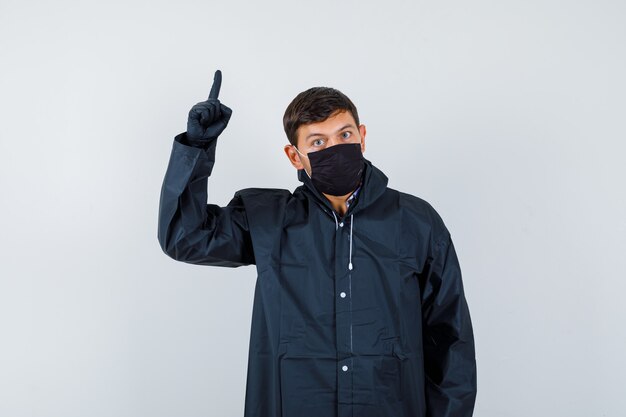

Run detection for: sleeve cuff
[[174, 131, 216, 150]]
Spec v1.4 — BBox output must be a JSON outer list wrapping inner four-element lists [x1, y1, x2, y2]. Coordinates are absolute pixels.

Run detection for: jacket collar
[[296, 157, 389, 216]]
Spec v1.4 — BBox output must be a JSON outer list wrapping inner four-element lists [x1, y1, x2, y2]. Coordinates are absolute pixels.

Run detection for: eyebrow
[[305, 123, 355, 141]]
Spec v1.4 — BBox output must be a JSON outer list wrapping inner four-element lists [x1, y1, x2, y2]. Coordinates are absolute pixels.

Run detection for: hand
[[186, 69, 233, 143]]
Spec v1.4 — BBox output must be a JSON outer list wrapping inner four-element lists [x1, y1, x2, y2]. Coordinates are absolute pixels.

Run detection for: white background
[[1, 0, 625, 416]]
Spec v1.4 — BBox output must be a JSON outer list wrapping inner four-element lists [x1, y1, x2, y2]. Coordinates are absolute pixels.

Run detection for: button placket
[[334, 214, 353, 416]]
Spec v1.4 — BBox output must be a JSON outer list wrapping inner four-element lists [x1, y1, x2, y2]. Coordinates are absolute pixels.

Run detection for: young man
[[158, 70, 477, 417]]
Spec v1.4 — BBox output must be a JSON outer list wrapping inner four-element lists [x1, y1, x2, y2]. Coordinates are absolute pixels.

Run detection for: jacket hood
[[296, 156, 389, 216]]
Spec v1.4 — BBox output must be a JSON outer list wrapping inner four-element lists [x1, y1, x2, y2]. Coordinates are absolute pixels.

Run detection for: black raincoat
[[158, 133, 477, 417]]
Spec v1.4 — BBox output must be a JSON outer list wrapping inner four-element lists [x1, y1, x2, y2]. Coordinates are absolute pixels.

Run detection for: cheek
[[303, 160, 313, 173], [297, 155, 309, 169]]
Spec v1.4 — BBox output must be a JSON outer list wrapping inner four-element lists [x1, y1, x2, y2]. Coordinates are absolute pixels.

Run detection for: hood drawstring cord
[[331, 211, 354, 271], [348, 214, 354, 271]]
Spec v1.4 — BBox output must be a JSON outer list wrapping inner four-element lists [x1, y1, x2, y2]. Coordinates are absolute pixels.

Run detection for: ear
[[284, 144, 304, 169], [358, 124, 367, 154]]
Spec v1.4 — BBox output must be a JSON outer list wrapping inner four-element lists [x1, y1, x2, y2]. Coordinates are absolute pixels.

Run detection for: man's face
[[283, 109, 366, 177]]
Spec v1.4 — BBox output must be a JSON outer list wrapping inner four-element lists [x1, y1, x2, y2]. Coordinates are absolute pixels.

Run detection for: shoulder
[[234, 187, 292, 197], [231, 188, 294, 230], [393, 188, 451, 244], [233, 187, 293, 206]]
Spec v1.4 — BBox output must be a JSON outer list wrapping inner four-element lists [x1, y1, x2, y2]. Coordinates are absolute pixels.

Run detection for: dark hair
[[283, 87, 360, 147]]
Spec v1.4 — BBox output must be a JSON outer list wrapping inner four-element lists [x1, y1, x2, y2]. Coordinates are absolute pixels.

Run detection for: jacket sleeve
[[157, 132, 255, 267], [421, 231, 477, 417]]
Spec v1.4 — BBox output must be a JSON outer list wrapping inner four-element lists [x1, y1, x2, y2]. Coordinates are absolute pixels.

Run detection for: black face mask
[[296, 143, 365, 196]]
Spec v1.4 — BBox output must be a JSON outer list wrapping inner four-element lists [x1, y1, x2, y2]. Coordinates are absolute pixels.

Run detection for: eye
[[313, 138, 324, 146], [341, 131, 352, 139]]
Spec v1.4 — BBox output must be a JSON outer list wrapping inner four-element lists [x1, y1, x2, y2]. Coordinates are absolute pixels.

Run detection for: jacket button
[[340, 292, 346, 298], [342, 365, 348, 372], [339, 222, 344, 227]]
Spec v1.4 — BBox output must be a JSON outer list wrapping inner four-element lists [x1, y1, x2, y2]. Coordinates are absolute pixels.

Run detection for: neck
[[322, 190, 353, 217]]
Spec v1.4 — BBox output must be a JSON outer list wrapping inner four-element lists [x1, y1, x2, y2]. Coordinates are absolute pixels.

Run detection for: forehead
[[296, 110, 357, 146]]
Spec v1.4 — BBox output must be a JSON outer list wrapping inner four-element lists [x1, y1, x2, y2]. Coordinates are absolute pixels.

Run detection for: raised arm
[[157, 70, 255, 267]]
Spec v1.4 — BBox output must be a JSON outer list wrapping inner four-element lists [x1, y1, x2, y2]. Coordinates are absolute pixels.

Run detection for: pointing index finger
[[208, 69, 222, 100]]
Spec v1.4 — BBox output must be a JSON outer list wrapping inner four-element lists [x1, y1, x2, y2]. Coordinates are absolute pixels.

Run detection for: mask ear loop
[[293, 145, 312, 179]]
